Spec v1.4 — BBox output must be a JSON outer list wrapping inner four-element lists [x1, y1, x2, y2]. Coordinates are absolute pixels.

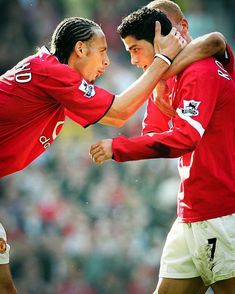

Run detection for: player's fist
[[89, 139, 113, 164]]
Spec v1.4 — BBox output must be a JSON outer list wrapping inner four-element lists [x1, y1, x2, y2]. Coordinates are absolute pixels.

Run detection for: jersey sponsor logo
[[179, 100, 201, 117], [39, 135, 51, 149], [39, 120, 64, 149], [52, 121, 64, 140], [78, 79, 95, 98]]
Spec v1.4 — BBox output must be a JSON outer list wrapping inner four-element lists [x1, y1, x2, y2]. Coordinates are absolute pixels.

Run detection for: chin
[[87, 78, 94, 84]]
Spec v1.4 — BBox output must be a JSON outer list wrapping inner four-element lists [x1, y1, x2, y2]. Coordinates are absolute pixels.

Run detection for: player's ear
[[74, 41, 86, 57], [180, 18, 189, 34]]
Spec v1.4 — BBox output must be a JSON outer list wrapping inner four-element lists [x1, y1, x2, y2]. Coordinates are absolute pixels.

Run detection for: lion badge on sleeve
[[0, 238, 7, 254]]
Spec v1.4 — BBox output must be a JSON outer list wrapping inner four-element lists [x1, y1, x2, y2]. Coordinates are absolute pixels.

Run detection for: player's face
[[122, 36, 155, 71], [77, 29, 110, 83]]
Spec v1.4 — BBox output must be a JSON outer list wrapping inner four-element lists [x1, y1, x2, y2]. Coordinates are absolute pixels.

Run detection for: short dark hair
[[117, 7, 172, 44], [50, 17, 100, 64]]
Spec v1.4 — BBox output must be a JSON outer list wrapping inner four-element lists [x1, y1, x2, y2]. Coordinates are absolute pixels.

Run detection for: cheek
[[147, 50, 154, 61], [143, 54, 152, 65], [86, 56, 98, 70], [91, 53, 101, 66]]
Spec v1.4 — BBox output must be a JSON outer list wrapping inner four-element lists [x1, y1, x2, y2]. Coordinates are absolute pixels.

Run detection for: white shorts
[[159, 214, 235, 286], [0, 223, 10, 264]]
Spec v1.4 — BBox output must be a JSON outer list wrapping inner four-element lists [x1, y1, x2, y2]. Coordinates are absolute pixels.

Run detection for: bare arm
[[99, 22, 186, 127], [163, 32, 226, 79]]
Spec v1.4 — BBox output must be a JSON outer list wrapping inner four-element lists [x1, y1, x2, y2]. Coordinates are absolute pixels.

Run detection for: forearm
[[100, 57, 170, 126], [112, 135, 167, 162], [90, 125, 197, 164], [112, 134, 191, 162], [163, 32, 226, 79]]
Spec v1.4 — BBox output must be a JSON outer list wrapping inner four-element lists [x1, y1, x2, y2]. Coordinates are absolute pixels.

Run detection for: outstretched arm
[[99, 22, 186, 128]]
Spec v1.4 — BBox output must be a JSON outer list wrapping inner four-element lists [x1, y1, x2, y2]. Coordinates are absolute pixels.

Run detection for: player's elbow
[[110, 118, 126, 128], [117, 109, 133, 122], [99, 113, 127, 127], [107, 107, 132, 126], [172, 128, 201, 155], [212, 32, 225, 50], [205, 32, 226, 57]]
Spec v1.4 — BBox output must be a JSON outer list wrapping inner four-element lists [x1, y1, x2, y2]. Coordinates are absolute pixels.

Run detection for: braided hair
[[50, 17, 100, 64]]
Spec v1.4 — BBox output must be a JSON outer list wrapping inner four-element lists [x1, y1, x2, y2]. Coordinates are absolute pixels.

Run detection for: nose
[[103, 53, 110, 67], [131, 55, 138, 65]]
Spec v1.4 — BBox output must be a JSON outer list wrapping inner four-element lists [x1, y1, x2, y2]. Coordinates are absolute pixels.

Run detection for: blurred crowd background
[[0, 0, 234, 293]]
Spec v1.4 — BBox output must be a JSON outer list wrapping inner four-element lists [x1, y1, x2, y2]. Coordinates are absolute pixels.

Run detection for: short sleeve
[[37, 59, 115, 127]]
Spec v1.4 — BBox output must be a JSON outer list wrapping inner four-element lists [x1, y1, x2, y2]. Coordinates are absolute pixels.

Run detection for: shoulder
[[29, 48, 81, 81], [178, 57, 222, 82], [29, 49, 63, 70], [183, 57, 217, 73], [176, 57, 233, 93]]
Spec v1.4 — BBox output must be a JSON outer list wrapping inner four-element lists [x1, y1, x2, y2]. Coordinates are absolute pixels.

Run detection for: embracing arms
[[99, 22, 186, 127], [163, 32, 226, 79], [100, 31, 228, 127]]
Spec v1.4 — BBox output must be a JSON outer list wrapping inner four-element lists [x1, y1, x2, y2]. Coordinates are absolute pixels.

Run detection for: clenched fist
[[89, 139, 113, 164]]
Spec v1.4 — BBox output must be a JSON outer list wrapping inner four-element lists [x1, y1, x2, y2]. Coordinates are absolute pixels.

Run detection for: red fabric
[[0, 47, 114, 178], [113, 57, 235, 222], [217, 42, 235, 79]]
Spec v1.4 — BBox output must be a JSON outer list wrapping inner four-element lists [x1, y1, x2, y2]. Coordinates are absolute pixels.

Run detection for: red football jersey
[[112, 57, 235, 222], [142, 43, 235, 135], [0, 47, 114, 178], [217, 42, 234, 79]]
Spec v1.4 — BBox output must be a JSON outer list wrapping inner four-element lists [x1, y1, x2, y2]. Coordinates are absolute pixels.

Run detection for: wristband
[[154, 53, 172, 66]]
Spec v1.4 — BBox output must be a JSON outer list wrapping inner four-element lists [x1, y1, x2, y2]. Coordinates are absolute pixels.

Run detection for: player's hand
[[153, 80, 169, 103], [89, 139, 113, 164], [153, 80, 176, 117], [154, 21, 187, 60]]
